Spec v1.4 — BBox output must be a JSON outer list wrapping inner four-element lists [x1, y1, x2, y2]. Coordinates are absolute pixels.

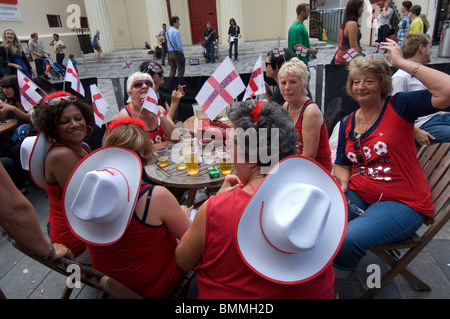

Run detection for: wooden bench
[[359, 142, 450, 298]]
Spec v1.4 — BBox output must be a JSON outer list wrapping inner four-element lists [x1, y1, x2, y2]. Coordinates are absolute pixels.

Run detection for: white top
[[392, 69, 436, 128]]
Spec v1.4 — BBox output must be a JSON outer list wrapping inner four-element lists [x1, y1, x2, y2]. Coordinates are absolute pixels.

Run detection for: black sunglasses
[[353, 139, 367, 165], [132, 79, 153, 89]]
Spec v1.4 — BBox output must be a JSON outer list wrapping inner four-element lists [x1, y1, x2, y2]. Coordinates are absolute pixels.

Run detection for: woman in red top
[[332, 40, 450, 296], [94, 118, 192, 298], [116, 72, 179, 147], [32, 91, 95, 264], [176, 101, 335, 299], [279, 57, 332, 172]]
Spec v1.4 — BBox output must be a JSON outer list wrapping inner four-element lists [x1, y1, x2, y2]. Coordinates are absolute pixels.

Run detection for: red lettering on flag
[[248, 68, 262, 94], [202, 70, 238, 112]]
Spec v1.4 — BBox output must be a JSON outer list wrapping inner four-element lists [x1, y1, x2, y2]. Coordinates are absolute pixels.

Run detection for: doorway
[[188, 0, 218, 44]]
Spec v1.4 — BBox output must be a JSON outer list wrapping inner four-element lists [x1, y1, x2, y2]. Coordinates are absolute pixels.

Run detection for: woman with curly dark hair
[[32, 91, 95, 264]]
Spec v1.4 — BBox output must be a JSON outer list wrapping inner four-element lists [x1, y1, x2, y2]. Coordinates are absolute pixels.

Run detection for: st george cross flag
[[343, 48, 358, 63], [272, 47, 285, 57], [122, 60, 134, 70], [90, 84, 109, 128], [141, 86, 159, 117], [195, 57, 245, 120], [17, 70, 42, 111], [243, 54, 266, 101], [295, 45, 308, 57], [65, 59, 85, 96]]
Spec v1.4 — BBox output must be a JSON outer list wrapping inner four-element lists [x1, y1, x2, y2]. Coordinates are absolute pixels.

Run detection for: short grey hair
[[227, 100, 298, 169], [126, 72, 153, 103]]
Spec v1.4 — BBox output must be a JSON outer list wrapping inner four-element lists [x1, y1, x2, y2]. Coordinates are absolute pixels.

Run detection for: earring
[[86, 125, 94, 136]]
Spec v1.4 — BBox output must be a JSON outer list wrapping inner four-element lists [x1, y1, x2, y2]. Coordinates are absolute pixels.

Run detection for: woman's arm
[[158, 105, 180, 142], [301, 104, 324, 160], [345, 21, 361, 55], [45, 148, 81, 189], [0, 101, 30, 122], [382, 39, 450, 109], [333, 164, 352, 192], [142, 186, 191, 240], [175, 201, 207, 270]]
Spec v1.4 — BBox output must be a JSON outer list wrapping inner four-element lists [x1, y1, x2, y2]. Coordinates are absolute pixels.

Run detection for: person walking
[[166, 16, 185, 78], [92, 30, 102, 62]]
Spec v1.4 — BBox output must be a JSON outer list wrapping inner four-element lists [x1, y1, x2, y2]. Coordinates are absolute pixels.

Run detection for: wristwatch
[[159, 112, 165, 119], [36, 243, 56, 262]]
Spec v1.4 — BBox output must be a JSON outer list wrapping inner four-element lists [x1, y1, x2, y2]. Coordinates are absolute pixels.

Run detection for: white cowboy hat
[[20, 132, 47, 190], [236, 155, 347, 284], [63, 146, 142, 246]]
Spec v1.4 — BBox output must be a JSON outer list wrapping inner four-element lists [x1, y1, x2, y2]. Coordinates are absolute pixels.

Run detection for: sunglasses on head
[[353, 139, 367, 165], [46, 95, 77, 106], [132, 79, 153, 89]]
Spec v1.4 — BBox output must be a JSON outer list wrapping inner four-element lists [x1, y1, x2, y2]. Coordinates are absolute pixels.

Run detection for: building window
[[47, 15, 62, 28], [80, 17, 89, 29]]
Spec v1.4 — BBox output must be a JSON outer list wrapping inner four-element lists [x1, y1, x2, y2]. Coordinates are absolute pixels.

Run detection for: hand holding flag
[[17, 70, 43, 111], [141, 86, 159, 117], [64, 59, 85, 96]]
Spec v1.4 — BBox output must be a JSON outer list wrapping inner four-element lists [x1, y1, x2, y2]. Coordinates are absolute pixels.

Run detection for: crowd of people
[[1, 1, 450, 300]]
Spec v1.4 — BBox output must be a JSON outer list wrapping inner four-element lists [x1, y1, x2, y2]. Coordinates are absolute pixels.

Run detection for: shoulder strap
[[141, 185, 156, 222]]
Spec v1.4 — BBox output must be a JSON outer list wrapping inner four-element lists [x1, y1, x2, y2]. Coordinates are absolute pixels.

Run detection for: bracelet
[[411, 63, 421, 78], [36, 243, 56, 262]]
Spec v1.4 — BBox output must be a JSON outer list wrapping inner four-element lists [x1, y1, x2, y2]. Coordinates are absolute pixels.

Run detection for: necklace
[[359, 102, 383, 133]]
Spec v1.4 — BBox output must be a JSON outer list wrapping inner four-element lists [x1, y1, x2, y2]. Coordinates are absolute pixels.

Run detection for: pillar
[[83, 0, 115, 53], [145, 0, 170, 49]]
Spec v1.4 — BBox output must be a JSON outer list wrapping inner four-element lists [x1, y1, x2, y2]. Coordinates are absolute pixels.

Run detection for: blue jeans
[[332, 189, 425, 278], [205, 42, 215, 62], [417, 112, 450, 146]]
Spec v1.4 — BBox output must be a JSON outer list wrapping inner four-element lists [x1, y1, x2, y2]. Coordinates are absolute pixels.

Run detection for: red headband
[[107, 117, 147, 133]]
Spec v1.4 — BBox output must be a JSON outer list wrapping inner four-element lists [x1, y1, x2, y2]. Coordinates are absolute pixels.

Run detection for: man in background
[[288, 3, 318, 65], [392, 33, 450, 146], [166, 16, 185, 78]]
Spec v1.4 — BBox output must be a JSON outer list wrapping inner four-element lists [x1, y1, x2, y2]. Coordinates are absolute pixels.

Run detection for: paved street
[[0, 39, 449, 300]]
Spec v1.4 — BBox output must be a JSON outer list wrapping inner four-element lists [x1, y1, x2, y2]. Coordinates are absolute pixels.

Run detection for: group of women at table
[[25, 35, 450, 298]]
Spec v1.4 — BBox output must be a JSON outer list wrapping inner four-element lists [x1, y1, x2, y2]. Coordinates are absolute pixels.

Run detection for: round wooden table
[[0, 119, 18, 135], [145, 151, 232, 207]]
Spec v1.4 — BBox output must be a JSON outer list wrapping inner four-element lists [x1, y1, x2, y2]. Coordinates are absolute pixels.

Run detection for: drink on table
[[219, 153, 232, 175], [156, 147, 169, 167], [184, 150, 199, 176]]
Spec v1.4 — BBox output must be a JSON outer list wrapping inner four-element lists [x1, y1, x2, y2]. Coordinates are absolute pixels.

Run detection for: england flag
[[243, 54, 266, 101], [65, 59, 85, 96], [90, 84, 109, 128], [17, 70, 42, 111]]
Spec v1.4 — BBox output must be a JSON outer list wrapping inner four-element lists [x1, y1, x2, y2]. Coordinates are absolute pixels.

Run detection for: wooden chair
[[359, 142, 450, 298], [12, 240, 196, 299], [12, 241, 143, 299]]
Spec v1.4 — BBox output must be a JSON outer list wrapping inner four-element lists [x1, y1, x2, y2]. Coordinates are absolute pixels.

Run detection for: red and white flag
[[65, 59, 85, 96], [141, 86, 159, 117], [343, 48, 358, 62], [243, 54, 266, 101], [272, 47, 285, 57], [122, 60, 134, 70], [195, 57, 245, 120], [90, 84, 109, 128], [17, 70, 42, 111], [296, 45, 308, 57]]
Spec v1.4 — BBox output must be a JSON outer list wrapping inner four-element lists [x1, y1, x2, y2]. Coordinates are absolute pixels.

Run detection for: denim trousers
[[205, 42, 215, 62], [332, 189, 425, 278], [417, 112, 450, 146]]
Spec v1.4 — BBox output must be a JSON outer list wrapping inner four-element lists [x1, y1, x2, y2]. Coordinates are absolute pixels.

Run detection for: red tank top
[[124, 104, 166, 144], [290, 99, 332, 172], [45, 143, 90, 258], [343, 99, 433, 217], [197, 188, 334, 299], [88, 183, 183, 298]]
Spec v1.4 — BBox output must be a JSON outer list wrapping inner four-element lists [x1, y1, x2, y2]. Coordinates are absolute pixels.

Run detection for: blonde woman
[[0, 29, 34, 78], [279, 57, 332, 171]]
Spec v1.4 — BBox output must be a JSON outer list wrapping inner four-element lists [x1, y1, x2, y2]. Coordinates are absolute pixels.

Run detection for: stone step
[[80, 39, 336, 64]]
